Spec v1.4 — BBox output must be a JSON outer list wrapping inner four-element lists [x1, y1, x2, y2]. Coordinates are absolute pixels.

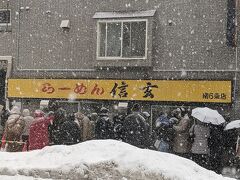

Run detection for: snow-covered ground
[[0, 140, 235, 180]]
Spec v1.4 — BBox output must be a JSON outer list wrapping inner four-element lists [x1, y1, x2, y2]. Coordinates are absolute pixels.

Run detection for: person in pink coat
[[28, 110, 54, 151]]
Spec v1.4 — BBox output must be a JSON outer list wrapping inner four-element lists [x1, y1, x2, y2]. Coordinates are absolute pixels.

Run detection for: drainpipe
[[233, 0, 238, 118]]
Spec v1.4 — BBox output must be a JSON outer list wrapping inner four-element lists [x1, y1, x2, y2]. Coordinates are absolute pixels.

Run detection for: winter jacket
[[209, 124, 224, 155], [122, 111, 147, 148], [0, 105, 4, 135], [155, 115, 175, 143], [48, 108, 66, 145], [208, 124, 224, 173], [190, 124, 210, 155], [22, 109, 34, 136], [1, 108, 10, 132], [95, 113, 113, 140], [113, 114, 125, 140], [75, 112, 94, 141], [156, 114, 170, 128], [4, 106, 25, 152], [223, 129, 238, 167], [139, 114, 151, 148], [60, 119, 81, 145], [172, 114, 191, 153], [29, 110, 53, 151]]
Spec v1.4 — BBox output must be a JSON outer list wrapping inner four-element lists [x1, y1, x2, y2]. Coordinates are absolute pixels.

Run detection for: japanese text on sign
[[8, 79, 232, 103]]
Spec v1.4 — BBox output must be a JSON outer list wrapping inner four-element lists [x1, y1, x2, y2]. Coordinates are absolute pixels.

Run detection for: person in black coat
[[113, 114, 125, 140], [155, 112, 177, 152], [60, 114, 81, 145], [95, 107, 114, 139], [141, 112, 151, 148], [113, 107, 127, 141], [208, 124, 224, 173], [48, 107, 66, 145], [222, 128, 238, 169], [122, 103, 147, 148], [1, 106, 10, 129]]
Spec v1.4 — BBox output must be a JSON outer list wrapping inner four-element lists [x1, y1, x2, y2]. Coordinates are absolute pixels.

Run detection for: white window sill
[[97, 57, 147, 61], [0, 24, 12, 32]]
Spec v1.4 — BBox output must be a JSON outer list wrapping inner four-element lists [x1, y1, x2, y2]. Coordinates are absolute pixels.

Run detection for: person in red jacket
[[28, 110, 54, 151]]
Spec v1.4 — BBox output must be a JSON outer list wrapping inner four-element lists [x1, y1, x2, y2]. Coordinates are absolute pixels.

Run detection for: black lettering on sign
[[202, 93, 227, 100], [203, 93, 209, 99]]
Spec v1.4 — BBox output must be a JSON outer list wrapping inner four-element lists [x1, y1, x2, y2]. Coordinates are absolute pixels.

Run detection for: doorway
[[0, 68, 6, 105]]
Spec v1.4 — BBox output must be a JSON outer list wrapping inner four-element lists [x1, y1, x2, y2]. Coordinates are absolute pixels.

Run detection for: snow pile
[[0, 140, 235, 180], [0, 175, 51, 180]]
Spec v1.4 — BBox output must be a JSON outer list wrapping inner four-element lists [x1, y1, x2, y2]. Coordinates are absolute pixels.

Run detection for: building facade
[[0, 0, 239, 128]]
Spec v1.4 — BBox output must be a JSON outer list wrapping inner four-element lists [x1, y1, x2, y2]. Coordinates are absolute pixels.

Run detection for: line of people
[[0, 102, 238, 175], [0, 102, 95, 152], [95, 103, 150, 148], [153, 107, 238, 174], [0, 102, 151, 152]]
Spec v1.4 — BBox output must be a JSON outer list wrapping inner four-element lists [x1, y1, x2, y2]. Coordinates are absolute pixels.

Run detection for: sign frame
[[7, 79, 233, 104]]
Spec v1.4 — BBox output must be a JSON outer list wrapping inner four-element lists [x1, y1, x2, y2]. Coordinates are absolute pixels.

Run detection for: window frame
[[0, 9, 11, 26], [96, 19, 148, 60]]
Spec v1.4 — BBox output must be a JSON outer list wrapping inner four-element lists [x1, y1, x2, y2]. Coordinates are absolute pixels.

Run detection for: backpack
[[6, 115, 25, 140]]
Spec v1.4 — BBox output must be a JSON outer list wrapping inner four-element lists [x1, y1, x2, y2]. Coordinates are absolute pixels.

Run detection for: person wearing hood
[[122, 103, 147, 148], [29, 109, 53, 151], [60, 114, 81, 145], [190, 119, 210, 169], [172, 108, 192, 158], [95, 107, 113, 139], [155, 111, 178, 153], [21, 109, 34, 150], [48, 108, 66, 145], [74, 112, 94, 141], [2, 106, 25, 152]]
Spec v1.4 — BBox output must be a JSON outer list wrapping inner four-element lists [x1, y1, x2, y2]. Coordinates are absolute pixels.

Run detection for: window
[[97, 20, 147, 59], [0, 10, 10, 25]]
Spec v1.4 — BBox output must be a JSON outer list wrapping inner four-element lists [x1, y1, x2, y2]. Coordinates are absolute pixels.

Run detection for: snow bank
[[0, 175, 51, 180], [0, 140, 235, 180]]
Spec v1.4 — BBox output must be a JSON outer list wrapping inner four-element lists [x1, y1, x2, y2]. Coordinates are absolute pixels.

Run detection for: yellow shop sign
[[7, 79, 232, 103]]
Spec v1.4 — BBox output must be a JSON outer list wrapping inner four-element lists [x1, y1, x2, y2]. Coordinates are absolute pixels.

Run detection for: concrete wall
[[0, 0, 236, 75], [0, 0, 239, 117]]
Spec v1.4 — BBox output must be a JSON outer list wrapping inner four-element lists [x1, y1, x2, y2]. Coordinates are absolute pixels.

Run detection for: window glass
[[99, 23, 106, 57], [123, 21, 146, 57], [0, 10, 10, 24], [98, 20, 146, 58], [131, 21, 146, 57], [106, 22, 121, 57], [122, 22, 131, 57]]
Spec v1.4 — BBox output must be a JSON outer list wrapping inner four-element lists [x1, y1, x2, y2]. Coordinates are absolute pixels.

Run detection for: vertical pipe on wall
[[16, 0, 21, 70], [227, 0, 237, 47], [226, 0, 238, 117], [233, 0, 238, 118]]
